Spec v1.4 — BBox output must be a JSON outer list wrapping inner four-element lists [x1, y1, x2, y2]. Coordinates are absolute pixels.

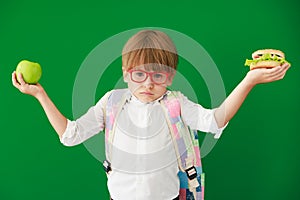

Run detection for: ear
[[122, 66, 129, 83]]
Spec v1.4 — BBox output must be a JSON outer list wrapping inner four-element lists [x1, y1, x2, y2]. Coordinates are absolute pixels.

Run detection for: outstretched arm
[[214, 63, 290, 128], [12, 72, 67, 137]]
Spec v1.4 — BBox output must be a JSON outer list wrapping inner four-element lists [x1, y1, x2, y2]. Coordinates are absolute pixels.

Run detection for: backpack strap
[[160, 91, 202, 200], [102, 91, 113, 128], [104, 89, 130, 163]]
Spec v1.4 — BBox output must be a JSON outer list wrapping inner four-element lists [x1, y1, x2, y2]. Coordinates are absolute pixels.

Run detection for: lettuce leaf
[[244, 54, 290, 67]]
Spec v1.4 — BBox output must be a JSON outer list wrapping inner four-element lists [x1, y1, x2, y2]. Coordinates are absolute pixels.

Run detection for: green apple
[[16, 60, 42, 84]]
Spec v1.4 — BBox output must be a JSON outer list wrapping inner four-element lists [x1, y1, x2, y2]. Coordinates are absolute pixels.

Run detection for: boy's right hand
[[12, 71, 45, 98]]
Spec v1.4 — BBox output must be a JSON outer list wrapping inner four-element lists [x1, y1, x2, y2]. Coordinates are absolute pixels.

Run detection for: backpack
[[103, 89, 205, 200]]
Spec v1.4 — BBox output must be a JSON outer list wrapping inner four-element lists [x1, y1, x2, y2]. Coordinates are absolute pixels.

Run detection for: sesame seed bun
[[252, 49, 285, 59], [245, 49, 289, 70]]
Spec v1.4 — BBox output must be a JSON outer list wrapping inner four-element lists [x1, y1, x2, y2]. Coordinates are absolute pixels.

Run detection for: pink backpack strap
[[104, 89, 130, 162], [161, 91, 204, 200]]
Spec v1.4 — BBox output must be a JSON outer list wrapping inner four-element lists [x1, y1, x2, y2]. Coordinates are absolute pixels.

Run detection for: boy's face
[[123, 65, 174, 103]]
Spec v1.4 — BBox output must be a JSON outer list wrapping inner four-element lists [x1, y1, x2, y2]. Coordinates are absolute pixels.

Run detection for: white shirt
[[60, 90, 227, 200]]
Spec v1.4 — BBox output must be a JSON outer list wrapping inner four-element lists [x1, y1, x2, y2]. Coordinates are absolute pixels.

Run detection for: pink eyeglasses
[[128, 69, 170, 85]]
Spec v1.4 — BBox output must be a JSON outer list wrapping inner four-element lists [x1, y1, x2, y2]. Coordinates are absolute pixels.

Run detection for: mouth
[[140, 91, 154, 96]]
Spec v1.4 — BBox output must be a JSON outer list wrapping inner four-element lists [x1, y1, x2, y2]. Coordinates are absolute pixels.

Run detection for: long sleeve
[[60, 91, 111, 146]]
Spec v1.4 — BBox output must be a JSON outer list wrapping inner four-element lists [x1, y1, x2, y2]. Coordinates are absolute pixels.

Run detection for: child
[[12, 30, 290, 200]]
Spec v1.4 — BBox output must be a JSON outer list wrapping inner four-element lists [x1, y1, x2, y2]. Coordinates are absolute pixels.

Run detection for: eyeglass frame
[[127, 69, 172, 85]]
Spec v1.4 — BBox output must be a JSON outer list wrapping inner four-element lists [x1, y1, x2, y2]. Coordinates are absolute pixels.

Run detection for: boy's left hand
[[245, 63, 291, 86]]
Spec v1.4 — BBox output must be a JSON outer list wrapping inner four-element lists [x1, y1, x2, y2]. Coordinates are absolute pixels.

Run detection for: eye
[[132, 71, 146, 81], [152, 73, 167, 84], [135, 72, 145, 77], [153, 73, 163, 79]]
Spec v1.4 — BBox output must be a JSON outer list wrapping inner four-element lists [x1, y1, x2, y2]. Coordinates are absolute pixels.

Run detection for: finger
[[12, 71, 23, 88], [262, 66, 283, 81], [278, 64, 290, 74], [36, 83, 42, 87], [265, 66, 281, 73], [270, 66, 290, 81], [264, 66, 281, 77], [270, 64, 290, 76], [11, 71, 16, 82], [282, 62, 291, 68], [280, 65, 291, 76], [12, 71, 20, 87], [269, 68, 285, 79], [281, 65, 290, 74], [17, 72, 26, 85], [273, 65, 287, 75], [279, 63, 289, 70], [274, 72, 287, 81]]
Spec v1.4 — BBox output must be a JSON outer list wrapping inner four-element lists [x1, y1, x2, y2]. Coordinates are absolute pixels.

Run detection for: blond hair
[[122, 30, 178, 72]]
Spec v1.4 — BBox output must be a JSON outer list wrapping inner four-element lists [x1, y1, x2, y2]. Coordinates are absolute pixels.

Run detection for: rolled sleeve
[[60, 119, 80, 146], [209, 109, 228, 139], [59, 91, 111, 146], [180, 92, 228, 139]]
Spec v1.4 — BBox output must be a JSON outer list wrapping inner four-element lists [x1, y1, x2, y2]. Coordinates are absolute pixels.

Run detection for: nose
[[143, 76, 154, 88]]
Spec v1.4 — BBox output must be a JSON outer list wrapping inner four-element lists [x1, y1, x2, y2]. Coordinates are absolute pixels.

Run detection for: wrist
[[243, 74, 256, 89], [35, 88, 47, 101]]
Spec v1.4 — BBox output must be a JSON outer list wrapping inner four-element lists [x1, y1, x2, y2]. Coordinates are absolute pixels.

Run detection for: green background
[[1, 0, 299, 199]]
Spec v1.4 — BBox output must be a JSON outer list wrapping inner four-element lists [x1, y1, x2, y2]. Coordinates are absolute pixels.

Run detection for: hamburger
[[244, 49, 290, 70]]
